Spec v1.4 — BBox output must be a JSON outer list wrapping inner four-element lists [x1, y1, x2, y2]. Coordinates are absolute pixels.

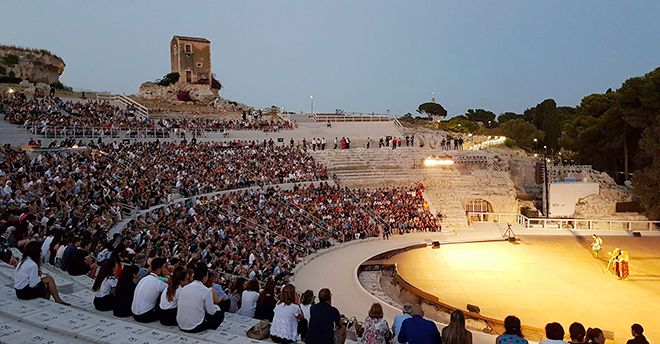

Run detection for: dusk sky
[[2, 1, 659, 116]]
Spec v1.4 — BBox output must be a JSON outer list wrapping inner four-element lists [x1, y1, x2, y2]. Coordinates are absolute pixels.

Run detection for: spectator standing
[[237, 279, 260, 318], [13, 241, 68, 305], [541, 323, 568, 344], [361, 303, 391, 344], [113, 265, 140, 317], [306, 288, 343, 344], [496, 316, 528, 344], [132, 257, 167, 323], [397, 304, 441, 344], [177, 263, 224, 333], [270, 284, 303, 344], [627, 324, 648, 344], [441, 310, 471, 344], [92, 260, 118, 311], [392, 304, 413, 344], [568, 322, 586, 344]]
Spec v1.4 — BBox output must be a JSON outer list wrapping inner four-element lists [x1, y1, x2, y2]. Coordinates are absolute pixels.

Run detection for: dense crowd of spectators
[[1, 94, 294, 134]]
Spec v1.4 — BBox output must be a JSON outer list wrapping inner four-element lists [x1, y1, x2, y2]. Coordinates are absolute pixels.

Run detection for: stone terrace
[[310, 147, 517, 229]]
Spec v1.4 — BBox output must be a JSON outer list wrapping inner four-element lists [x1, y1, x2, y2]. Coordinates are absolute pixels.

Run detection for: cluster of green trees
[[410, 67, 660, 218]]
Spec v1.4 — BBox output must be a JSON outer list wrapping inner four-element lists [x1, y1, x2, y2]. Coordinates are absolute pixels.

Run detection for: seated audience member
[[586, 328, 605, 344], [568, 322, 586, 344], [67, 238, 97, 277], [255, 279, 277, 322], [206, 270, 230, 311], [362, 303, 391, 344], [541, 323, 567, 344], [237, 279, 260, 318], [627, 324, 648, 344], [113, 265, 140, 317], [442, 310, 472, 344], [392, 304, 413, 344], [0, 226, 18, 267], [229, 277, 247, 313], [397, 304, 441, 344], [496, 316, 528, 344], [59, 237, 78, 272], [13, 241, 69, 305], [92, 260, 118, 311], [300, 289, 315, 322], [134, 253, 148, 278], [177, 263, 224, 333], [159, 266, 188, 326], [131, 257, 167, 323], [306, 288, 343, 344], [269, 284, 303, 344]]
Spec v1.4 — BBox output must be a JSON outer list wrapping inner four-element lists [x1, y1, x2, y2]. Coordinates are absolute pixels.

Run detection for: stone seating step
[[0, 283, 272, 344], [0, 317, 89, 344]]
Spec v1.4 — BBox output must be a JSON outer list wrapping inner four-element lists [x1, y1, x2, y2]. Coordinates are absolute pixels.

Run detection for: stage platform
[[392, 235, 660, 344]]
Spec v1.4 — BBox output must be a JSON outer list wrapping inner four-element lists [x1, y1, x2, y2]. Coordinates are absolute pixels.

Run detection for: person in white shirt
[[299, 289, 314, 322], [159, 266, 189, 326], [13, 241, 68, 305], [131, 257, 167, 323], [270, 284, 304, 344], [237, 279, 260, 318], [92, 260, 118, 311], [177, 264, 224, 333]]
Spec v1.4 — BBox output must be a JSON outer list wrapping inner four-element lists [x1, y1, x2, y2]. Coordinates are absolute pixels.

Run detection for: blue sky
[[1, 1, 659, 116]]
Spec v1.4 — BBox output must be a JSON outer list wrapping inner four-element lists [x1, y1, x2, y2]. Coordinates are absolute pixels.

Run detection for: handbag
[[246, 320, 271, 340]]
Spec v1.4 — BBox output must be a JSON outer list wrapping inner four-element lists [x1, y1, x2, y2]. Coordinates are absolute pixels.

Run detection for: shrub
[[0, 65, 6, 75], [504, 138, 518, 148], [50, 81, 69, 90], [158, 72, 180, 86], [2, 54, 19, 65], [0, 76, 21, 84]]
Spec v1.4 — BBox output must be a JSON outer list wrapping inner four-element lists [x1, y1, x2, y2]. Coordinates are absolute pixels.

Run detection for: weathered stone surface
[[573, 172, 635, 218], [137, 81, 218, 103], [0, 45, 65, 84]]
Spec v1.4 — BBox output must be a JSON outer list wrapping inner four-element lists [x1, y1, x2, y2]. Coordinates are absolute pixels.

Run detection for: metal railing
[[311, 113, 394, 122], [96, 93, 149, 116], [466, 211, 660, 231]]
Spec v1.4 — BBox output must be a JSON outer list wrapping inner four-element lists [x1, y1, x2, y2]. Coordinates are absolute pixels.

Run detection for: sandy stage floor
[[393, 235, 660, 343]]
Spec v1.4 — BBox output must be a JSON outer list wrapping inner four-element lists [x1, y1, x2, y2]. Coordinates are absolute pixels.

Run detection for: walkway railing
[[467, 212, 660, 231], [96, 93, 149, 116]]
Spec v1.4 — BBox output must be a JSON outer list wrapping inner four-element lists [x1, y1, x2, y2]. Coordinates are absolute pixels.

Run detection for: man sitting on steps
[[131, 257, 167, 323]]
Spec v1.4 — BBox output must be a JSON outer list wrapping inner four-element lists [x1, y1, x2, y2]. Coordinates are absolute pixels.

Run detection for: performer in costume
[[606, 248, 630, 279], [591, 234, 603, 258]]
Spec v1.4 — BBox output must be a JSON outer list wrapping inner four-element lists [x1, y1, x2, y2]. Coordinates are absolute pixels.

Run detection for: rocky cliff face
[[0, 45, 65, 84]]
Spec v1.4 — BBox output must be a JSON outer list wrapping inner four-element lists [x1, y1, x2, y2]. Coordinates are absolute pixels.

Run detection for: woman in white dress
[[269, 284, 304, 344]]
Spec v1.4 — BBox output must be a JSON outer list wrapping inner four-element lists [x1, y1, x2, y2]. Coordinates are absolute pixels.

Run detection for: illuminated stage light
[[423, 157, 454, 167]]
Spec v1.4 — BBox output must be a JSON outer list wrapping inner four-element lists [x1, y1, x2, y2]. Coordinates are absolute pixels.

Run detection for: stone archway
[[465, 199, 493, 222]]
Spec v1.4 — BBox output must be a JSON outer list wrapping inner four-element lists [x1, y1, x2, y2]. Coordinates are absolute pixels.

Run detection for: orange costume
[[607, 248, 629, 280]]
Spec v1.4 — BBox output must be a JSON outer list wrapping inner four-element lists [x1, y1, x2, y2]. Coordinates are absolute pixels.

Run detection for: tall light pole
[[310, 95, 314, 114], [543, 145, 550, 219]]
